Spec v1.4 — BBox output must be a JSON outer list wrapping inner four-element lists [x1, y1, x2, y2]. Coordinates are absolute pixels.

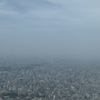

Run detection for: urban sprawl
[[0, 57, 100, 100]]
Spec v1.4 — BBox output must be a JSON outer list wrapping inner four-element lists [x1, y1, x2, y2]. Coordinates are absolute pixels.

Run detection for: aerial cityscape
[[0, 0, 99, 100], [0, 57, 100, 100]]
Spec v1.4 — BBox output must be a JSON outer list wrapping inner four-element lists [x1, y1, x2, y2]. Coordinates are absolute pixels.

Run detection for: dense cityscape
[[0, 57, 100, 100]]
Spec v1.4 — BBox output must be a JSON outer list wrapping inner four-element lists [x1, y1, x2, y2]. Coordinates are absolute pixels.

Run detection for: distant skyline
[[0, 0, 100, 58]]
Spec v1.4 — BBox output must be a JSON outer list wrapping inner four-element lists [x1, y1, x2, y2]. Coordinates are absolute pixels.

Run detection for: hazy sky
[[0, 0, 100, 58]]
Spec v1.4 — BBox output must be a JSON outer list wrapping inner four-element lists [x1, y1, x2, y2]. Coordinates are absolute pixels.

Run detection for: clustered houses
[[0, 57, 100, 100]]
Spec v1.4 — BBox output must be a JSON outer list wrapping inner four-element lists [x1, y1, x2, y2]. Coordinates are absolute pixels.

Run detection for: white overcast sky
[[0, 0, 100, 58]]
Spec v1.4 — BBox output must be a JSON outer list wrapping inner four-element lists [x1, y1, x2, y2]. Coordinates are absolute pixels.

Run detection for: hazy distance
[[0, 0, 100, 59]]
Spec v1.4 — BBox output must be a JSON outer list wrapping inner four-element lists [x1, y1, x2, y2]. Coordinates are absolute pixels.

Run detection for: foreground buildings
[[0, 57, 100, 100]]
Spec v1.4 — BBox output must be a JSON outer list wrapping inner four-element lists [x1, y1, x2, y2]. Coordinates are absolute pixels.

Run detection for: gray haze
[[0, 0, 100, 59]]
